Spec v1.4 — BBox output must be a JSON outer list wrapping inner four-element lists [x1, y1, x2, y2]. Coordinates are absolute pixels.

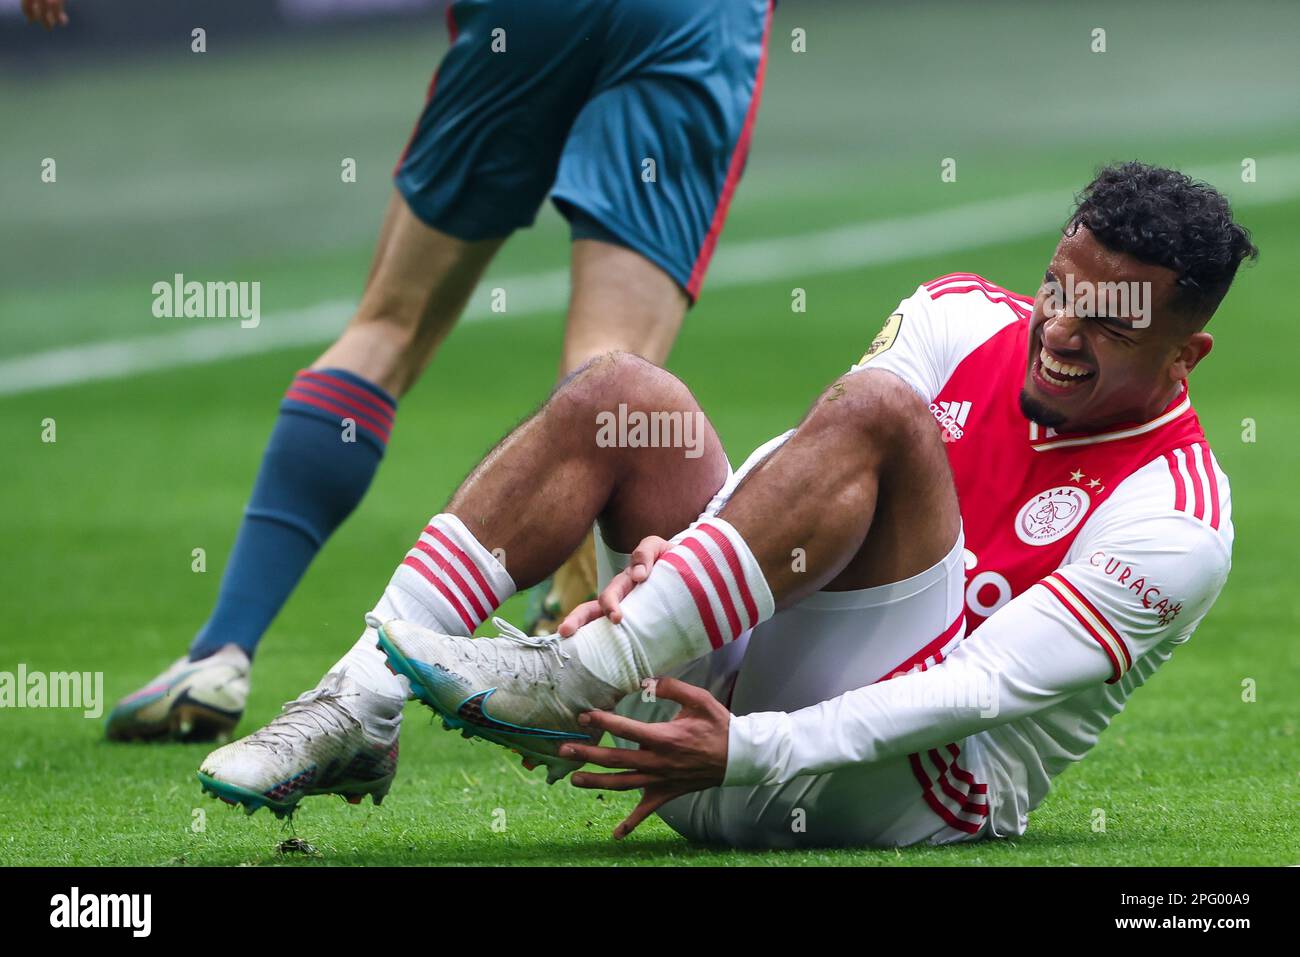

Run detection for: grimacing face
[[1019, 225, 1215, 433]]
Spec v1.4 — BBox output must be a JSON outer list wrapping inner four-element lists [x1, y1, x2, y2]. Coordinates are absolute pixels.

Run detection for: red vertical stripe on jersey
[[1199, 444, 1221, 529], [401, 556, 476, 632], [1184, 444, 1206, 521], [697, 523, 760, 627], [679, 538, 743, 640], [1165, 451, 1187, 513], [685, 0, 774, 300], [661, 553, 724, 650]]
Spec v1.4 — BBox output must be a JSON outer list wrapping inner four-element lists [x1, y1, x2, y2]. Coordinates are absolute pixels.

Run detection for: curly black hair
[[1067, 162, 1258, 321]]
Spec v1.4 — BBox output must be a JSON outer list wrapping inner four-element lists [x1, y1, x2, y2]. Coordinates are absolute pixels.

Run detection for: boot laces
[[451, 617, 571, 682], [248, 672, 359, 753]]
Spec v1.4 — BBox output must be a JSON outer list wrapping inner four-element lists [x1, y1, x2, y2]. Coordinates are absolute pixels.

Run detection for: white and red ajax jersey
[[866, 274, 1229, 639], [724, 273, 1233, 839]]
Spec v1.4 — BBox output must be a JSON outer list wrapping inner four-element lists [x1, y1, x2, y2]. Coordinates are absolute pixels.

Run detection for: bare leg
[[560, 239, 688, 374], [720, 369, 961, 606], [314, 190, 505, 397], [528, 240, 690, 631], [448, 351, 728, 589], [556, 368, 961, 694]]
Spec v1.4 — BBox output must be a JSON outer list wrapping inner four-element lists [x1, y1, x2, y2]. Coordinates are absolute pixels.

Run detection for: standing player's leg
[[198, 354, 730, 813], [560, 236, 688, 373], [109, 0, 603, 743], [550, 0, 773, 307], [104, 195, 502, 745], [528, 0, 775, 633], [314, 192, 504, 397]]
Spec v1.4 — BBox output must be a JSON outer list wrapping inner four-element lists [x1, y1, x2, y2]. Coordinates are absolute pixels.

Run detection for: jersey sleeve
[[848, 283, 950, 401], [849, 276, 1023, 402], [724, 491, 1232, 788], [1036, 477, 1232, 682], [725, 584, 1115, 787]]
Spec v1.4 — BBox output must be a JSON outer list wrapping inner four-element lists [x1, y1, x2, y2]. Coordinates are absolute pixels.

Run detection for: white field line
[[2, 154, 1296, 398]]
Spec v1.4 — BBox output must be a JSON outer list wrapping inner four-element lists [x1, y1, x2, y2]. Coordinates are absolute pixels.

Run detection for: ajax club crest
[[1015, 486, 1091, 545]]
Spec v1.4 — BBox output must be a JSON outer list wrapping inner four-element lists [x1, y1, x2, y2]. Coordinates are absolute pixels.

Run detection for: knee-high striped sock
[[570, 517, 775, 693], [331, 513, 516, 697], [188, 368, 396, 661]]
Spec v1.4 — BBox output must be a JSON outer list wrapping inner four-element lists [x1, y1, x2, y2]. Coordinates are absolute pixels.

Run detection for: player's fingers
[[628, 535, 671, 582], [574, 708, 670, 746], [556, 599, 603, 637], [520, 756, 537, 771], [648, 675, 711, 710], [613, 790, 677, 840], [569, 770, 661, 791], [557, 740, 669, 771], [596, 570, 636, 623]]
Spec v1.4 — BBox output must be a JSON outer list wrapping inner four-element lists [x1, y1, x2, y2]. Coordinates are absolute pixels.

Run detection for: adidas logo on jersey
[[930, 400, 972, 441]]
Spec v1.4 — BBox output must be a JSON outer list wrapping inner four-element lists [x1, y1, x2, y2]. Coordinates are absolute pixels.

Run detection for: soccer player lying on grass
[[44, 0, 777, 742], [199, 163, 1254, 846]]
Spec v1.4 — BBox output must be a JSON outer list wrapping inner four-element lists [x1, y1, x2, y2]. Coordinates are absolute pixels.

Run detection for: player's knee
[[555, 350, 684, 416], [803, 370, 932, 453]]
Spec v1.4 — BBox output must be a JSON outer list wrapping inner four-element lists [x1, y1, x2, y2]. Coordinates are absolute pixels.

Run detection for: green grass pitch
[[0, 2, 1296, 865]]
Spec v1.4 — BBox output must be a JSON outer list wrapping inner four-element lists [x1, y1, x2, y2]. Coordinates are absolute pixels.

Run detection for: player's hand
[[23, 0, 69, 30], [557, 534, 672, 636], [559, 676, 730, 839]]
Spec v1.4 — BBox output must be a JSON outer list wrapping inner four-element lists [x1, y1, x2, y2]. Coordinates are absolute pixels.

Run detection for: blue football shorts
[[393, 0, 773, 301]]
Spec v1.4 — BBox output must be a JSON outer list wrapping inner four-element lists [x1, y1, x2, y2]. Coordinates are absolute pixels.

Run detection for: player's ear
[[1170, 331, 1213, 382]]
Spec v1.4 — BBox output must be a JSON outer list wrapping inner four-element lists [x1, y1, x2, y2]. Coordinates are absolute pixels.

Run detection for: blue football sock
[[188, 368, 397, 661]]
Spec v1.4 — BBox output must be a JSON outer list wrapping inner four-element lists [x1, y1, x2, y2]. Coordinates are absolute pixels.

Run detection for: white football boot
[[374, 614, 624, 783], [105, 645, 250, 743], [196, 669, 402, 819]]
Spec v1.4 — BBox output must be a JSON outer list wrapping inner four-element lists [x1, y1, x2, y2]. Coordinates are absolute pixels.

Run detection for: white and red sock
[[571, 517, 774, 692], [332, 513, 515, 698]]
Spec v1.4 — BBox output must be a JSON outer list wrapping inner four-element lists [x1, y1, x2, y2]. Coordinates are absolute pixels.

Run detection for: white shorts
[[597, 433, 992, 848]]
